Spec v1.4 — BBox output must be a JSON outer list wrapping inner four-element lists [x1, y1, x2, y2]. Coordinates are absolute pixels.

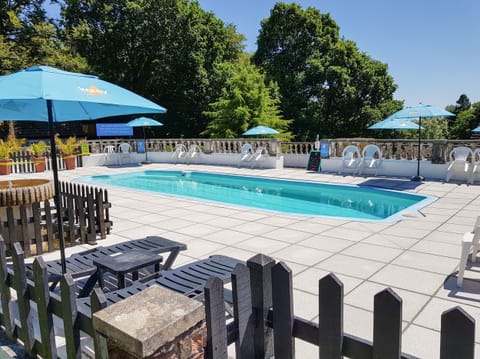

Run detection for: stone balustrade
[[84, 137, 480, 164]]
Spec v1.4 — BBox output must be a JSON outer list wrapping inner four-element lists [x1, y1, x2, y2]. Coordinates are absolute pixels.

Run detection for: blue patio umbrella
[[127, 117, 163, 164], [368, 118, 423, 130], [242, 125, 279, 136], [473, 126, 480, 133], [0, 66, 167, 272], [384, 104, 455, 181]]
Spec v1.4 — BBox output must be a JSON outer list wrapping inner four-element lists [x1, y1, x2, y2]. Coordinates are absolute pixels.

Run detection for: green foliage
[[55, 136, 79, 156], [62, 0, 244, 137], [0, 135, 26, 159], [202, 54, 292, 140], [29, 140, 47, 156], [254, 2, 398, 140], [450, 102, 480, 139]]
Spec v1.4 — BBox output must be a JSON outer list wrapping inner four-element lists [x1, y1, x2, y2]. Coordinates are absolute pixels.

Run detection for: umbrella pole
[[412, 117, 424, 181], [47, 100, 67, 273], [143, 127, 148, 162]]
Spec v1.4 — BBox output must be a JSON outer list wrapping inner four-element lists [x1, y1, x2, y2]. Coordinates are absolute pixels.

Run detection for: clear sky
[[197, 0, 480, 109]]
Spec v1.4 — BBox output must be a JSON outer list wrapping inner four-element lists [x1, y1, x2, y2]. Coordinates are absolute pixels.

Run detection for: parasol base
[[411, 175, 425, 182], [141, 160, 152, 165]]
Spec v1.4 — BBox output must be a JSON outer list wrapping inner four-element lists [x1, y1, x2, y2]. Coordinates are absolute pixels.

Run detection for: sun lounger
[[25, 236, 187, 291], [76, 255, 242, 316]]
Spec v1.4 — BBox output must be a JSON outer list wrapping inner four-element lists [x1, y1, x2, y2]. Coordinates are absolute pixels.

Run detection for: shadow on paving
[[359, 178, 423, 191], [443, 271, 480, 305]]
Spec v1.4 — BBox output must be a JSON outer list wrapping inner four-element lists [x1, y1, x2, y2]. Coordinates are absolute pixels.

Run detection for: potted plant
[[30, 141, 47, 172], [55, 136, 79, 170], [0, 135, 25, 175]]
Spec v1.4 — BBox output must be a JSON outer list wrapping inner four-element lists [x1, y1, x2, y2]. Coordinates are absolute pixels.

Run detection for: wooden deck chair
[[75, 255, 243, 316], [24, 236, 187, 293]]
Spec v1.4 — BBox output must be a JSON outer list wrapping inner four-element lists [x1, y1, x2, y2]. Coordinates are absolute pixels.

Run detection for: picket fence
[[204, 254, 476, 359], [1, 181, 111, 257]]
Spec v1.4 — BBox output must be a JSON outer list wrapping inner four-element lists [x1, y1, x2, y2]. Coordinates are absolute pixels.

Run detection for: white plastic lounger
[[117, 142, 132, 165], [457, 216, 480, 287], [172, 144, 187, 163], [185, 144, 202, 163]]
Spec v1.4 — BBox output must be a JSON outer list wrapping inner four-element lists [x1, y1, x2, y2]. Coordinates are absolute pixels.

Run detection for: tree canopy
[[61, 0, 244, 137], [254, 2, 401, 140], [202, 54, 291, 139]]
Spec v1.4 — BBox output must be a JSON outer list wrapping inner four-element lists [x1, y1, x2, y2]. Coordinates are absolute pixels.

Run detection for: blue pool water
[[75, 171, 435, 221]]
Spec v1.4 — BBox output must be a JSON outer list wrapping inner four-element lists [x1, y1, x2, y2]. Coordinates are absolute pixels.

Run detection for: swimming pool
[[75, 171, 435, 221]]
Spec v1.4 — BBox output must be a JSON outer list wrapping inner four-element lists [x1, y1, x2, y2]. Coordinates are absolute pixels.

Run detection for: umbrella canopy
[[473, 126, 480, 133], [127, 117, 163, 164], [127, 117, 163, 127], [384, 104, 454, 181], [0, 66, 167, 272], [368, 118, 423, 130], [242, 125, 279, 136]]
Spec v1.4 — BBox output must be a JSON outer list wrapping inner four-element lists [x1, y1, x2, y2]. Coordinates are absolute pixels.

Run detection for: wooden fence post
[[91, 288, 109, 359], [232, 263, 254, 359], [11, 242, 35, 355], [60, 274, 81, 358], [247, 254, 275, 359], [440, 307, 475, 359], [0, 236, 15, 340], [373, 288, 402, 359], [318, 273, 343, 359], [272, 262, 295, 359], [205, 276, 228, 359], [33, 257, 57, 359]]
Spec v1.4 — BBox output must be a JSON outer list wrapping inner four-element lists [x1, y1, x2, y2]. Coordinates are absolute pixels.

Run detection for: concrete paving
[[12, 163, 480, 358]]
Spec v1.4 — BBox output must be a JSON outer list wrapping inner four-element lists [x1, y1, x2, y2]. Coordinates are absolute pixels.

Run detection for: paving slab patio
[[13, 163, 480, 358]]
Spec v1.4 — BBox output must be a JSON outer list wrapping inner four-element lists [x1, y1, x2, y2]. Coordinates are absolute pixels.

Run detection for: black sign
[[307, 150, 321, 172]]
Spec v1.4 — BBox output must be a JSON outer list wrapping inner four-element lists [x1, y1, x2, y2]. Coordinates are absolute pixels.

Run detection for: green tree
[[203, 55, 291, 139], [62, 0, 244, 137], [450, 102, 480, 139], [254, 2, 398, 140]]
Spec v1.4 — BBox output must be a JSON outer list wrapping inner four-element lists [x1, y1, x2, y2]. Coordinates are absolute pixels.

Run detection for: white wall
[[82, 152, 284, 169], [283, 154, 472, 181]]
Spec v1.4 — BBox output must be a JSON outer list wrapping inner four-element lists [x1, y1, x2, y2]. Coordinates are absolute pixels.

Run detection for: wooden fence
[[204, 254, 476, 359], [1, 181, 111, 257], [0, 238, 107, 358], [9, 150, 84, 174]]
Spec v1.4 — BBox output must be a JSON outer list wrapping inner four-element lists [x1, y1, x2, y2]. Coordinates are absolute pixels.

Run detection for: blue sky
[[45, 0, 479, 108], [197, 0, 480, 108]]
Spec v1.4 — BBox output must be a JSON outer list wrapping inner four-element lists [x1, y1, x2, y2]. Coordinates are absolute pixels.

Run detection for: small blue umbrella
[[384, 104, 455, 181], [0, 66, 167, 272], [368, 118, 423, 130], [473, 126, 480, 133], [127, 117, 163, 164], [242, 125, 279, 136]]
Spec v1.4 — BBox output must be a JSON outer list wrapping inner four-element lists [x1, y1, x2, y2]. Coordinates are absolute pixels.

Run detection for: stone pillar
[[93, 285, 206, 359]]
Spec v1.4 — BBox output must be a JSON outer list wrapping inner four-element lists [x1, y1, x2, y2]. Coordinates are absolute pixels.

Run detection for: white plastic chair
[[239, 144, 254, 163], [103, 145, 116, 165], [338, 145, 361, 175], [172, 144, 187, 163], [445, 146, 473, 183], [117, 142, 131, 165], [185, 144, 202, 163], [457, 216, 480, 287], [249, 146, 268, 168], [469, 148, 480, 184], [358, 144, 383, 176]]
